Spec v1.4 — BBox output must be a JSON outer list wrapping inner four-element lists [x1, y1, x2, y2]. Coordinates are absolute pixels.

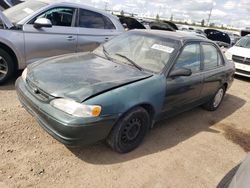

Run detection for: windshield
[[3, 0, 48, 24], [235, 36, 250, 48], [94, 32, 180, 73]]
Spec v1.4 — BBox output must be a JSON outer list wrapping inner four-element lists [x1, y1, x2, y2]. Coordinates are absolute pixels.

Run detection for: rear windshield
[[235, 36, 250, 48], [3, 0, 48, 24]]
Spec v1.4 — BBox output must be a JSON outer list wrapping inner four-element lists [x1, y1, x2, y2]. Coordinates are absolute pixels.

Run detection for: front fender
[[0, 29, 25, 69], [84, 74, 167, 121]]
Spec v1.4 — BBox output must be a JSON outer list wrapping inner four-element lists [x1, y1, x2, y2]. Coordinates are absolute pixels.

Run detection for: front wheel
[[203, 86, 226, 111], [107, 107, 150, 153], [0, 49, 15, 85]]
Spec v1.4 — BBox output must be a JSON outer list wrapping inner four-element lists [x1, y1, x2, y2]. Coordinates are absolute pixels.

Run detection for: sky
[[73, 0, 250, 29]]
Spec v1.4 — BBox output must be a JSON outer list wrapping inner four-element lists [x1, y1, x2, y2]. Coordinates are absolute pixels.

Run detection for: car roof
[[131, 30, 211, 43], [36, 0, 109, 15]]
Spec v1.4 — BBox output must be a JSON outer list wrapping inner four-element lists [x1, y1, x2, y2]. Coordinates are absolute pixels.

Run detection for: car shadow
[[234, 75, 250, 82], [0, 71, 22, 91], [69, 94, 246, 165]]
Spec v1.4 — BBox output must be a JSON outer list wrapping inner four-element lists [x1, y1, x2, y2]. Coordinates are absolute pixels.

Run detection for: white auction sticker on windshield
[[23, 8, 34, 14], [151, 44, 174, 53]]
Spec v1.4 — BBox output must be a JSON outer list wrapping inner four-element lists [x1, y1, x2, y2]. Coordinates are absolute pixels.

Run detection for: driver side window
[[30, 7, 76, 27], [174, 44, 201, 73]]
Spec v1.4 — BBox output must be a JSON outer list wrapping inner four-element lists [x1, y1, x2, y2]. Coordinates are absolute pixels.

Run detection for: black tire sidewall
[[203, 86, 226, 111], [0, 49, 15, 84], [108, 107, 150, 153]]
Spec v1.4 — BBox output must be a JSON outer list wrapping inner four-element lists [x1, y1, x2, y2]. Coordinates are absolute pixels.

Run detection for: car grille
[[26, 78, 52, 102], [236, 69, 250, 76], [232, 55, 250, 65]]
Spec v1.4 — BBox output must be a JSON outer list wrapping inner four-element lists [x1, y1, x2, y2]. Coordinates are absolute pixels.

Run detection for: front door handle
[[104, 37, 109, 42], [67, 36, 75, 41]]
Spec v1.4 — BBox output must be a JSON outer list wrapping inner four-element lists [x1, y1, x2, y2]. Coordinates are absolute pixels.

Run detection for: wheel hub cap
[[213, 88, 224, 108], [121, 118, 141, 143]]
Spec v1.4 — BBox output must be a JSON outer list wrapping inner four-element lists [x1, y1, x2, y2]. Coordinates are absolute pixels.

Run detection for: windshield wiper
[[102, 45, 113, 61], [115, 53, 143, 71]]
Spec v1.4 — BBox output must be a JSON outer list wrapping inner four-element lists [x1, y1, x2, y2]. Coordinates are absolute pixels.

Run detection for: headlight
[[225, 51, 233, 60], [22, 68, 28, 81], [50, 98, 102, 118]]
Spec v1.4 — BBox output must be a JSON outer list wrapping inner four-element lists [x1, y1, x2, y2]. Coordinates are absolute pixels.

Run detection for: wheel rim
[[0, 56, 8, 80], [213, 88, 224, 108], [121, 117, 142, 144]]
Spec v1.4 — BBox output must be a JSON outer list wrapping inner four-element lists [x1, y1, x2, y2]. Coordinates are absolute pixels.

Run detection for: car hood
[[228, 46, 250, 58], [27, 53, 152, 102], [0, 11, 13, 29]]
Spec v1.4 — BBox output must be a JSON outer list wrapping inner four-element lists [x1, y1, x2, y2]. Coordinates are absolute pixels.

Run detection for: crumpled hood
[[27, 53, 152, 102]]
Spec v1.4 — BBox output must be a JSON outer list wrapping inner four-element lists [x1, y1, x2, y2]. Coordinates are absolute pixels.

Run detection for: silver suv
[[0, 0, 124, 84]]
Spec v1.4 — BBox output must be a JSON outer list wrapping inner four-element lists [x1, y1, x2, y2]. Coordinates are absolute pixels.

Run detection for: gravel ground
[[0, 75, 249, 188]]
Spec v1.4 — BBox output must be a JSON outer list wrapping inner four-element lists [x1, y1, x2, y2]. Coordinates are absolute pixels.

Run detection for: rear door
[[23, 6, 77, 64], [200, 43, 226, 100], [163, 43, 204, 115], [76, 8, 119, 52]]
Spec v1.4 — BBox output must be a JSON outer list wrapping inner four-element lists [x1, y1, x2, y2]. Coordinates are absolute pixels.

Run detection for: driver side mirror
[[169, 68, 192, 78], [34, 18, 52, 29]]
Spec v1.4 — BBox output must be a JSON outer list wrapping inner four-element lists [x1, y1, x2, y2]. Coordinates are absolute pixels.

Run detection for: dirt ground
[[0, 74, 250, 188]]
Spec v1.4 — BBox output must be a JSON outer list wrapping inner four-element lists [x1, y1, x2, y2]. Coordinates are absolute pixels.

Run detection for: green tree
[[120, 10, 124, 16], [156, 14, 160, 21], [209, 23, 215, 27], [201, 19, 205, 27], [170, 14, 173, 21]]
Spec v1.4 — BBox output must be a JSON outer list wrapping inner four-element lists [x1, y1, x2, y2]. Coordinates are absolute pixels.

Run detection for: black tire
[[217, 164, 240, 188], [202, 86, 226, 111], [107, 107, 150, 153], [0, 48, 15, 85]]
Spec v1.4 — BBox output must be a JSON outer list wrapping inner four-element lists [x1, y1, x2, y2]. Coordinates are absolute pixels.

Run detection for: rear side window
[[202, 44, 223, 70], [78, 9, 115, 29], [174, 44, 201, 73]]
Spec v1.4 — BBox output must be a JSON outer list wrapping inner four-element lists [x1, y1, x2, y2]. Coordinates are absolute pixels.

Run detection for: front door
[[23, 7, 77, 64], [162, 43, 204, 116]]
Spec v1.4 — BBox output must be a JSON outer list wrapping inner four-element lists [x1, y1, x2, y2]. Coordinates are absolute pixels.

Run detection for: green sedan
[[16, 30, 235, 153]]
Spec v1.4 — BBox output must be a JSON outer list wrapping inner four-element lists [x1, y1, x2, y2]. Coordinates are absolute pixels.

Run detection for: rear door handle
[[105, 37, 109, 42], [67, 36, 75, 41]]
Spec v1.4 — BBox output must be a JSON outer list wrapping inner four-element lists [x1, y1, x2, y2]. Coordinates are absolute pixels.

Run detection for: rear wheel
[[0, 49, 15, 85], [107, 107, 150, 153], [203, 86, 226, 111]]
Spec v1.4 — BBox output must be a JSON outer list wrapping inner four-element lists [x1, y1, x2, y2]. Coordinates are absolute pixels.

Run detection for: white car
[[225, 35, 250, 77]]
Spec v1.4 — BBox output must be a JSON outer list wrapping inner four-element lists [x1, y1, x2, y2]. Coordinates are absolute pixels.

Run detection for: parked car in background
[[225, 35, 250, 77], [0, 0, 124, 84], [204, 29, 231, 48], [149, 21, 176, 31], [140, 19, 177, 31], [227, 32, 241, 46], [177, 30, 207, 39], [218, 153, 250, 188], [241, 29, 250, 37], [162, 20, 179, 30], [117, 15, 146, 30], [16, 30, 234, 153]]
